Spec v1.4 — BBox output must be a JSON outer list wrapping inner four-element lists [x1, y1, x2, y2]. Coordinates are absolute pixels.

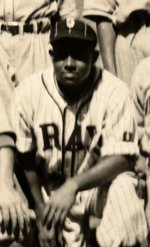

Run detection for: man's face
[[52, 40, 94, 88]]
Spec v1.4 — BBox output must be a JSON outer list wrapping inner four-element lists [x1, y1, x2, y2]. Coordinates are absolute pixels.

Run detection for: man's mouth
[[63, 73, 77, 79]]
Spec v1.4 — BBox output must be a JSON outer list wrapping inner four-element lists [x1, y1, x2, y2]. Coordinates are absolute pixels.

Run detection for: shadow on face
[[51, 39, 95, 62]]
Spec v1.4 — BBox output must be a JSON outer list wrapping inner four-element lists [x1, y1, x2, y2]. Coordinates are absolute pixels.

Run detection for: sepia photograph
[[0, 0, 149, 246]]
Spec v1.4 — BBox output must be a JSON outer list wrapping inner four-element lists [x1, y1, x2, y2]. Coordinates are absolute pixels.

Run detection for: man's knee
[[0, 240, 25, 247], [95, 172, 148, 247]]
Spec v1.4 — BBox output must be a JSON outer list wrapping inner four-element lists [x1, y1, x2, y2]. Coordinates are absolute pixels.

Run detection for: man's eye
[[53, 51, 67, 60], [53, 48, 89, 61]]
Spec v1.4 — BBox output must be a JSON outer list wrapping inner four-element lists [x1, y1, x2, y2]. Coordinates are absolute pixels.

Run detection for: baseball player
[[0, 0, 56, 107], [0, 95, 32, 246], [81, 0, 150, 86], [0, 0, 78, 110], [0, 1, 79, 246], [11, 17, 148, 247], [131, 56, 150, 233]]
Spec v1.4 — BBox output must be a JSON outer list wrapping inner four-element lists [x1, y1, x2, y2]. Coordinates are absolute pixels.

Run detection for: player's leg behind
[[85, 172, 148, 247]]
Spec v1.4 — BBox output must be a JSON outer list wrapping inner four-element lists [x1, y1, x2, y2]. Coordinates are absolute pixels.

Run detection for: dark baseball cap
[[50, 17, 97, 47]]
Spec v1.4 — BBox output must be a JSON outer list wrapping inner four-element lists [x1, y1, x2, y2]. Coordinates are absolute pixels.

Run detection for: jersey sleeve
[[100, 86, 139, 157], [10, 82, 36, 153], [131, 58, 150, 156], [58, 0, 78, 18], [78, 82, 139, 174], [82, 0, 116, 21], [0, 95, 15, 148], [114, 0, 150, 25]]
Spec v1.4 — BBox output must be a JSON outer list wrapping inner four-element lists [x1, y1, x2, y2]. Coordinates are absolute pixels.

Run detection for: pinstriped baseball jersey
[[11, 67, 139, 179], [131, 56, 150, 156], [1, 0, 57, 22], [0, 0, 80, 22]]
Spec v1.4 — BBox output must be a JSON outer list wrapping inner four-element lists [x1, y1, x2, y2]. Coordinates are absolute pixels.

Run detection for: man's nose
[[64, 56, 76, 71]]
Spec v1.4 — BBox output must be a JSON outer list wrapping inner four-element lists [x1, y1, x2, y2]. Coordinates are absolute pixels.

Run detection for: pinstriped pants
[[62, 172, 148, 247]]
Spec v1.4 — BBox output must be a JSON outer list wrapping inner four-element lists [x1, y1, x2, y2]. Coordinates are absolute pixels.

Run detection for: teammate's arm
[[0, 145, 30, 234], [82, 0, 116, 75], [0, 94, 30, 234], [96, 18, 116, 75]]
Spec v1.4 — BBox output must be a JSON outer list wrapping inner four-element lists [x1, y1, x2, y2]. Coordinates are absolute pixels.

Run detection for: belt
[[0, 21, 50, 35]]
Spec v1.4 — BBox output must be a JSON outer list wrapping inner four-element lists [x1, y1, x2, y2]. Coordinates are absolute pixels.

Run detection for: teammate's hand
[[0, 186, 30, 236], [37, 220, 62, 247], [43, 179, 77, 230], [135, 155, 147, 174]]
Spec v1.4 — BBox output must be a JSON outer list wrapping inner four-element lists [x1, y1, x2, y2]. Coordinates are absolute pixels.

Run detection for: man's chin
[[63, 79, 78, 86]]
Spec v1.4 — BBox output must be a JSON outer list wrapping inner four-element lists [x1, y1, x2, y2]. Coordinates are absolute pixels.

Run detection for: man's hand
[[37, 220, 60, 247], [0, 147, 30, 235], [135, 155, 148, 175], [0, 186, 30, 236], [43, 179, 77, 230], [35, 202, 62, 247]]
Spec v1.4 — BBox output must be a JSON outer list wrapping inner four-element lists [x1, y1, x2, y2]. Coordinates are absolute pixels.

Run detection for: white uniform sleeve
[[83, 0, 150, 25], [83, 0, 116, 21], [58, 0, 78, 18], [11, 83, 35, 153], [78, 83, 139, 174], [114, 0, 150, 25], [131, 58, 150, 156], [27, 0, 58, 19], [58, 0, 116, 19], [100, 86, 139, 157]]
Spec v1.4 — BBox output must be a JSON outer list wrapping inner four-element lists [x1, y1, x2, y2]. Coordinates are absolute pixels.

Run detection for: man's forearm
[[70, 155, 129, 194], [18, 152, 45, 219], [0, 147, 15, 187], [24, 169, 44, 201]]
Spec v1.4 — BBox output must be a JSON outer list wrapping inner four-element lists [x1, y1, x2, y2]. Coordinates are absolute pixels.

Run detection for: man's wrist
[[0, 177, 14, 188], [67, 177, 79, 195], [34, 202, 45, 221]]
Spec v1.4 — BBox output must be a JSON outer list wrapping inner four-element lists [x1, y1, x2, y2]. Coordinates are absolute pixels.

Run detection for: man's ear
[[92, 50, 99, 63]]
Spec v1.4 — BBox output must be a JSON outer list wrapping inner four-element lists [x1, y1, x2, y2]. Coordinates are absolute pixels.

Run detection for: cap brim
[[51, 35, 96, 46]]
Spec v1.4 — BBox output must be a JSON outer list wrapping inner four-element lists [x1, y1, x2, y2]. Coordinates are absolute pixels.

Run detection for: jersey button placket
[[63, 106, 76, 178]]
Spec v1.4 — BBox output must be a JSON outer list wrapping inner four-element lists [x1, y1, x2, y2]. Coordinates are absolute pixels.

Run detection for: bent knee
[[0, 241, 24, 247]]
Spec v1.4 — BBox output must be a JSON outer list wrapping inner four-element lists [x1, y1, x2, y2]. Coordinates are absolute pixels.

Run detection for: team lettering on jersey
[[40, 123, 97, 151], [39, 123, 134, 153]]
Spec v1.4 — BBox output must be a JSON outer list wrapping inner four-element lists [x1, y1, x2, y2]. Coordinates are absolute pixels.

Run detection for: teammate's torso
[[131, 57, 150, 154], [0, 0, 56, 22]]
